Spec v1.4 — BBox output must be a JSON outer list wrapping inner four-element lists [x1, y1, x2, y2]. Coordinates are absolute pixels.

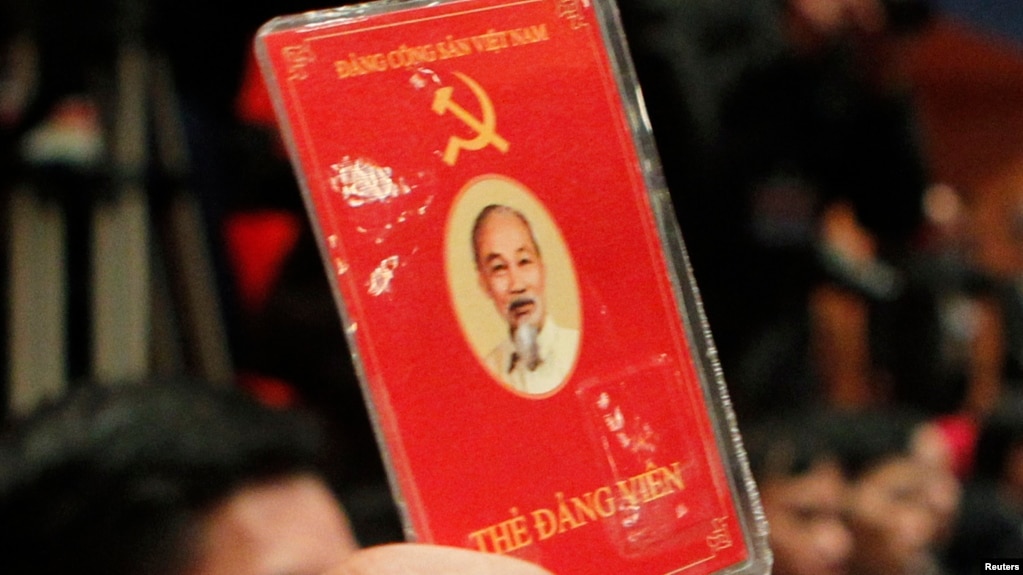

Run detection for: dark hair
[[0, 380, 327, 575], [825, 409, 921, 481], [471, 204, 541, 268], [743, 410, 837, 482]]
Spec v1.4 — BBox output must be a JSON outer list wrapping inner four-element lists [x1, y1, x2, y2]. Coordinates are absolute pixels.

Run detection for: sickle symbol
[[432, 72, 509, 166]]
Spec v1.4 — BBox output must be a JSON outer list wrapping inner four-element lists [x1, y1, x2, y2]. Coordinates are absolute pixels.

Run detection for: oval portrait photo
[[445, 176, 582, 398]]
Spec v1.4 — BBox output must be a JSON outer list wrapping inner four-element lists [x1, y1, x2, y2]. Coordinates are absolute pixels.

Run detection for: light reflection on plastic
[[329, 156, 411, 206], [334, 258, 349, 276], [590, 386, 690, 552], [597, 392, 660, 458], [410, 68, 441, 90], [368, 255, 400, 296], [368, 194, 436, 243]]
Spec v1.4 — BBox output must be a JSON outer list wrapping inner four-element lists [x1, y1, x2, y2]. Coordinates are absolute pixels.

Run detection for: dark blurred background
[[1, 0, 1023, 561]]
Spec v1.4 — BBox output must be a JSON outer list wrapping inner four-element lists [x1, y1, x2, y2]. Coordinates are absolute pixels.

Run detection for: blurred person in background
[[618, 0, 935, 419], [945, 393, 1023, 571], [910, 414, 963, 552], [0, 0, 402, 540], [829, 409, 948, 575], [743, 411, 853, 575]]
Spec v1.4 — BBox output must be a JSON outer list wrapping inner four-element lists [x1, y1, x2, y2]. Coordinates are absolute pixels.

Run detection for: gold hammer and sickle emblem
[[432, 72, 509, 166]]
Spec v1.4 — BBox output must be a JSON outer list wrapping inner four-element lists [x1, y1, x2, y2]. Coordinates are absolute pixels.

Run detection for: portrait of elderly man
[[472, 203, 580, 395]]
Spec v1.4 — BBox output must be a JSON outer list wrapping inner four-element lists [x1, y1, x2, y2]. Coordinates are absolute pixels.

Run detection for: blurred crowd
[[2, 0, 1023, 573], [624, 0, 1023, 573], [745, 402, 1023, 575]]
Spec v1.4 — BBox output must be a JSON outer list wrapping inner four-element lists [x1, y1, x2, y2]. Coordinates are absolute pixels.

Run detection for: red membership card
[[256, 1, 770, 573]]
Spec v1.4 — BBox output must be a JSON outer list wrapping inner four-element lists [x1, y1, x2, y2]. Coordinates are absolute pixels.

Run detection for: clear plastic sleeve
[[256, 1, 771, 572]]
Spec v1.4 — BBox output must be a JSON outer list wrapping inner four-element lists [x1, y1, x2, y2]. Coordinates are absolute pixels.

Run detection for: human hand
[[324, 543, 555, 575]]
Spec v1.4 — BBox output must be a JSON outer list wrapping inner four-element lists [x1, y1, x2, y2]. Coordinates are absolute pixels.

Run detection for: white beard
[[513, 323, 541, 371]]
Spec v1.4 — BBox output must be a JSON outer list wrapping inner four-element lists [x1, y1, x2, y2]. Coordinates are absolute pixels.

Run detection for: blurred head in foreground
[[0, 380, 358, 575]]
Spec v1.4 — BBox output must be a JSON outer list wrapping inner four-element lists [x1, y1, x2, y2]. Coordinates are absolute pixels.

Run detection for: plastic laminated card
[[256, 1, 770, 573]]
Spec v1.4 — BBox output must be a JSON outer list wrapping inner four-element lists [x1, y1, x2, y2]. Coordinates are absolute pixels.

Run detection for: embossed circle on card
[[445, 175, 581, 398]]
